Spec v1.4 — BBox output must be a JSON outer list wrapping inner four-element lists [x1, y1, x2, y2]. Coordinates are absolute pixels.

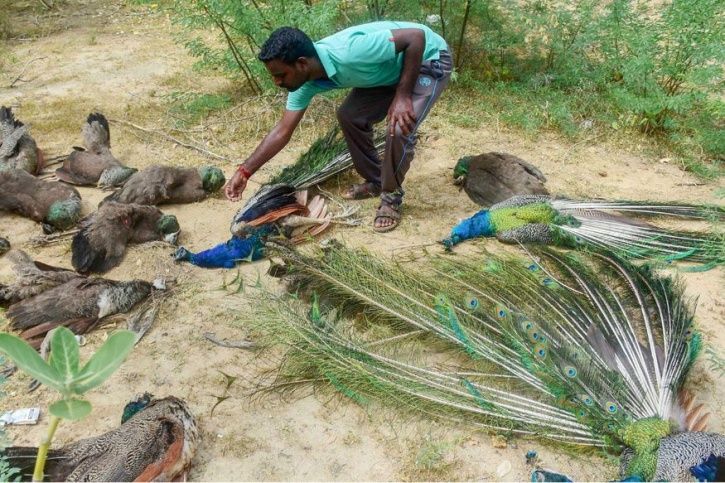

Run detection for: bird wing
[[5, 278, 105, 331], [56, 150, 110, 185], [0, 250, 81, 306], [466, 153, 549, 206], [165, 168, 207, 204], [64, 399, 193, 482], [127, 204, 166, 243], [0, 124, 27, 159], [106, 166, 172, 205], [71, 204, 134, 273]]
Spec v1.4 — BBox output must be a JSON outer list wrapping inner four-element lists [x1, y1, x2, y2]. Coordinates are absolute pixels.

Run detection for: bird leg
[[29, 229, 80, 247]]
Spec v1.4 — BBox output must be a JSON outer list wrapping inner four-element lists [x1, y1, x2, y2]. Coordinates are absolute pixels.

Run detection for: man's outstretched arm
[[388, 28, 425, 137], [225, 108, 306, 201]]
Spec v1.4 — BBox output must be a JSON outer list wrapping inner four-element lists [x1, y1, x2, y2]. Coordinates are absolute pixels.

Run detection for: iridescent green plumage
[[243, 242, 723, 480], [444, 195, 725, 268]]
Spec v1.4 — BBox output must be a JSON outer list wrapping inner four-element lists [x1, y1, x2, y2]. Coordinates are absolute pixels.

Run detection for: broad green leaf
[[0, 333, 63, 392], [71, 331, 135, 394], [48, 327, 80, 386], [49, 398, 91, 420]]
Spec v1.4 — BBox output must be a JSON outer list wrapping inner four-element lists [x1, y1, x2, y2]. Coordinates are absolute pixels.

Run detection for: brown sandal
[[373, 203, 401, 233], [342, 181, 381, 200]]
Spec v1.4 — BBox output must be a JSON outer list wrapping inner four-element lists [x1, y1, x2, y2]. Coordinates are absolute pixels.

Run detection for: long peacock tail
[[260, 242, 705, 457], [549, 199, 724, 268]]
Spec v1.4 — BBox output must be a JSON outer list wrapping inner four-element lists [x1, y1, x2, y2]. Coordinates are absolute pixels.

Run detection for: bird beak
[[164, 231, 180, 245], [453, 176, 465, 186]]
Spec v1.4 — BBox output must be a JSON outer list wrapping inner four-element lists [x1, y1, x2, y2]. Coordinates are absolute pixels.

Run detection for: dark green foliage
[[167, 0, 722, 174]]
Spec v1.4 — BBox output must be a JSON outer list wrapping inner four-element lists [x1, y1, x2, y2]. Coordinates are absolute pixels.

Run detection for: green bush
[[167, 0, 723, 174]]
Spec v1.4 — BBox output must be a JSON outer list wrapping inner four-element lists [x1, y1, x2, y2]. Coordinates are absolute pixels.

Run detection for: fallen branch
[[8, 57, 46, 88], [203, 332, 256, 350], [109, 118, 240, 164]]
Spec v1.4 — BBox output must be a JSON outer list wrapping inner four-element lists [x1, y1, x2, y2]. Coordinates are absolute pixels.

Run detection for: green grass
[[441, 73, 723, 180], [165, 92, 234, 126]]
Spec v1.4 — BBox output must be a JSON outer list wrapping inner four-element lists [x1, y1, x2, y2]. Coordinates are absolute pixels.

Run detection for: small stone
[[496, 460, 512, 478], [598, 171, 608, 177]]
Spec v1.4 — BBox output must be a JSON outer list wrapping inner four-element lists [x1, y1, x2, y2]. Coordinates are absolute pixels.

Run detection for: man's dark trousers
[[336, 50, 453, 196]]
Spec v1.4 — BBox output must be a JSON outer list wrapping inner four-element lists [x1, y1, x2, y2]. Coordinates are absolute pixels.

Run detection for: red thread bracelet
[[238, 165, 252, 179]]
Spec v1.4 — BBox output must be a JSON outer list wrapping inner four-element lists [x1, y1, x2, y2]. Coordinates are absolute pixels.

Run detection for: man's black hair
[[258, 27, 318, 64]]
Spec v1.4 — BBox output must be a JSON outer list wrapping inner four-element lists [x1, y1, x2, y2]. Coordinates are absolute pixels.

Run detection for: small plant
[[0, 328, 135, 481], [705, 346, 725, 378]]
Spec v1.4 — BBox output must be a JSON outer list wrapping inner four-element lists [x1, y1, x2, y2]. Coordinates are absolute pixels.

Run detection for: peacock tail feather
[[266, 127, 385, 190], [257, 242, 707, 478], [549, 199, 725, 267], [447, 196, 724, 268]]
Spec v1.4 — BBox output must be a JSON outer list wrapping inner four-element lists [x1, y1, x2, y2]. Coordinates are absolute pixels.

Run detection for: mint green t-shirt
[[286, 21, 448, 111]]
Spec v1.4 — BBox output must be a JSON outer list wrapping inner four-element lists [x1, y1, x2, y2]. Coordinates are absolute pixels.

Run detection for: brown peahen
[[453, 153, 549, 206], [0, 168, 82, 233], [101, 164, 225, 206], [2, 254, 157, 349], [0, 106, 43, 175], [55, 113, 136, 188], [71, 202, 180, 274], [1, 395, 198, 481]]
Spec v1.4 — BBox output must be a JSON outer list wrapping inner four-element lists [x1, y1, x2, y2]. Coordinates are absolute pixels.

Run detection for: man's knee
[[336, 103, 354, 126]]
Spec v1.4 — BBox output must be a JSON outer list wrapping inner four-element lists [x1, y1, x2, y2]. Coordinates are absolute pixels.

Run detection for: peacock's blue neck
[[453, 210, 495, 238]]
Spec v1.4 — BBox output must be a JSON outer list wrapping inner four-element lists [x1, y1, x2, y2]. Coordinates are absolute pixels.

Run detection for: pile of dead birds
[[0, 107, 229, 480]]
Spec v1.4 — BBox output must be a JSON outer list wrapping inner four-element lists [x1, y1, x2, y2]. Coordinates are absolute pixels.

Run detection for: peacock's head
[[453, 156, 473, 185], [198, 166, 226, 193], [173, 246, 193, 262], [44, 197, 82, 233], [121, 392, 154, 424], [157, 214, 181, 244]]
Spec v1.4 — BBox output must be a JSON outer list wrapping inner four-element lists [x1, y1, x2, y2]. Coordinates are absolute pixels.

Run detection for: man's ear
[[296, 57, 309, 71]]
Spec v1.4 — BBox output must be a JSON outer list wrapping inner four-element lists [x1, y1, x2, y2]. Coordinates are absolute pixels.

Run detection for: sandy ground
[[1, 1, 723, 481]]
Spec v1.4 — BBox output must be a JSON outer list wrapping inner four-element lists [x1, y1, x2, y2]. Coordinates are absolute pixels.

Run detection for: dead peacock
[[0, 106, 43, 175], [2, 394, 198, 481], [174, 128, 382, 269], [101, 164, 225, 206], [0, 168, 82, 233], [55, 113, 136, 188], [1, 251, 161, 349], [442, 195, 724, 269], [249, 242, 723, 481], [453, 153, 549, 206], [72, 202, 180, 274]]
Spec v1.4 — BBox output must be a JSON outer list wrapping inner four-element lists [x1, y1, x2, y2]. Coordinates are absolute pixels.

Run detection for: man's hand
[[388, 94, 416, 137], [224, 169, 248, 202]]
